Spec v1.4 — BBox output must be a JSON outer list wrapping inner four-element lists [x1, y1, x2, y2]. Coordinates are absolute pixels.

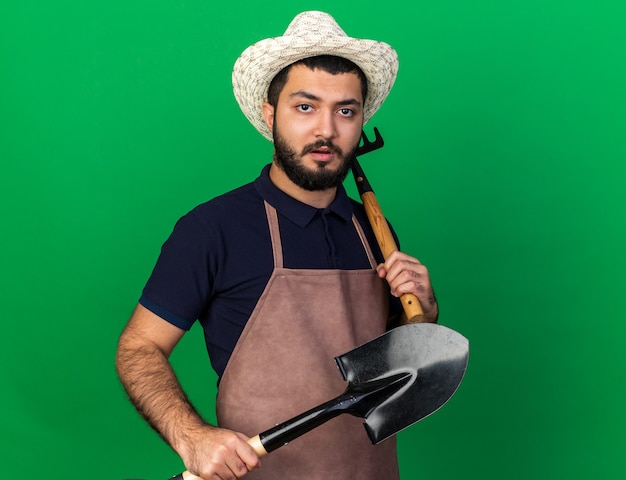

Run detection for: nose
[[314, 110, 337, 140]]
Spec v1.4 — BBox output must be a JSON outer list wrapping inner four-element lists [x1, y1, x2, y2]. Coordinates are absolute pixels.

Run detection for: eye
[[338, 108, 355, 117], [296, 104, 313, 112]]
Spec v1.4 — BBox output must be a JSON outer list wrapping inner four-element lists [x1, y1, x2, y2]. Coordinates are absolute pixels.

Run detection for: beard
[[272, 127, 358, 192]]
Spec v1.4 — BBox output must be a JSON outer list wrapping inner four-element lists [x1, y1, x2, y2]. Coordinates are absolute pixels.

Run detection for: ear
[[262, 102, 275, 133]]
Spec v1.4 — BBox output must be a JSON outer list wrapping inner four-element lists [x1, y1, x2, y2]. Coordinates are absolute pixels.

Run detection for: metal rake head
[[355, 127, 384, 157]]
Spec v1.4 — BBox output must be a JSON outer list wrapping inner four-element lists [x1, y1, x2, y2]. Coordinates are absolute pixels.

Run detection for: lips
[[304, 142, 342, 162], [309, 147, 335, 162], [306, 144, 333, 154], [312, 146, 333, 155]]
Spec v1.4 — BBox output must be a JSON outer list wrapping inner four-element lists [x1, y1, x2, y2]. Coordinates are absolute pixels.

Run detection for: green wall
[[2, 1, 625, 478]]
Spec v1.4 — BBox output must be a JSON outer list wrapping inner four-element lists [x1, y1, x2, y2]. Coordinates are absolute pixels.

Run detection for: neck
[[269, 163, 337, 209]]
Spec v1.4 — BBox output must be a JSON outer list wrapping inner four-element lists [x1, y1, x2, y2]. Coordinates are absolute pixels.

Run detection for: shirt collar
[[254, 164, 354, 228]]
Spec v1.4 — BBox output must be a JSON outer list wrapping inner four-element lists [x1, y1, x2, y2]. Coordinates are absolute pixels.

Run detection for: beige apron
[[216, 202, 399, 479]]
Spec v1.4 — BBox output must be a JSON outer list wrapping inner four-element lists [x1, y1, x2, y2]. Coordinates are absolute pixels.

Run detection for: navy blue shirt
[[140, 164, 401, 378]]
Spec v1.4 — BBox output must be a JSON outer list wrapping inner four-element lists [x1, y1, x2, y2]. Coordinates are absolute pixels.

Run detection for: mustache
[[301, 139, 343, 157]]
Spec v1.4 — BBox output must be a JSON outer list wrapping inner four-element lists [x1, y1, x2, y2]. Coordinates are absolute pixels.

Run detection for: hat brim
[[232, 35, 398, 141]]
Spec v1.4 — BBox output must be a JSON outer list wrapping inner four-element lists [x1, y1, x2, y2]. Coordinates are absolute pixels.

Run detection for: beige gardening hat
[[232, 10, 399, 141]]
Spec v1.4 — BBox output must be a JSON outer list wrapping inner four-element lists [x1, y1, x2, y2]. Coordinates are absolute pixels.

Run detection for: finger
[[385, 250, 422, 269], [224, 458, 248, 479], [385, 260, 426, 287], [195, 453, 238, 480], [391, 267, 433, 299], [236, 440, 261, 472]]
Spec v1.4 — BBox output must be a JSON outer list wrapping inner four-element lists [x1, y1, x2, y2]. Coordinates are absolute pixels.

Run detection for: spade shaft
[[251, 372, 411, 455]]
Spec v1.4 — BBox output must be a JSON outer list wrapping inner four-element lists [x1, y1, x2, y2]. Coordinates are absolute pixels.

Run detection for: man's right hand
[[177, 425, 261, 479]]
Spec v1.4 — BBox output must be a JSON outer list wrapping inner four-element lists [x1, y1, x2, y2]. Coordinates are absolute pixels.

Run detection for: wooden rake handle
[[351, 157, 425, 323]]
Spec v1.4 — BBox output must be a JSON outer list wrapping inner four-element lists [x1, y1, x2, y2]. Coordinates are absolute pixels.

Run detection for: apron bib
[[216, 202, 399, 479]]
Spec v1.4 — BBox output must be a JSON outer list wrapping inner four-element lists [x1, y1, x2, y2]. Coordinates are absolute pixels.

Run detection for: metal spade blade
[[336, 322, 469, 444]]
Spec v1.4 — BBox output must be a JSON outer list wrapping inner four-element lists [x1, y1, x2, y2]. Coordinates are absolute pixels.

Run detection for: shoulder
[[184, 181, 265, 231], [155, 179, 271, 270]]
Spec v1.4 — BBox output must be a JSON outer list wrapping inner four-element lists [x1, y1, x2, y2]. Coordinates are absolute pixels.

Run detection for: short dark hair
[[267, 55, 368, 108]]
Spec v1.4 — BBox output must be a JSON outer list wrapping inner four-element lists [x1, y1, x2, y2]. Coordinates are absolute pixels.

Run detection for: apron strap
[[264, 201, 284, 268], [352, 215, 378, 269]]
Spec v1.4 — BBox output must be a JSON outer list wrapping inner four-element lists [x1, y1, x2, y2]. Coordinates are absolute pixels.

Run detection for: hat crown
[[283, 11, 348, 39]]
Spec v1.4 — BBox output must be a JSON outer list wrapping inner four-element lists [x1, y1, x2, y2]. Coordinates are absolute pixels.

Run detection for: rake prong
[[355, 127, 385, 157]]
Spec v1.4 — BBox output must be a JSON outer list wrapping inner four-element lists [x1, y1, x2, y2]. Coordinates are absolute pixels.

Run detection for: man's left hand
[[377, 251, 439, 323]]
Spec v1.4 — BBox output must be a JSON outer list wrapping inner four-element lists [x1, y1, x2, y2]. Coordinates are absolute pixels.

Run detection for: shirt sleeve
[[139, 211, 213, 330]]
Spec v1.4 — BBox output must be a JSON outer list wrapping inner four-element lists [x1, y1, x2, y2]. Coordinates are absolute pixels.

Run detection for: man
[[116, 11, 438, 480]]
